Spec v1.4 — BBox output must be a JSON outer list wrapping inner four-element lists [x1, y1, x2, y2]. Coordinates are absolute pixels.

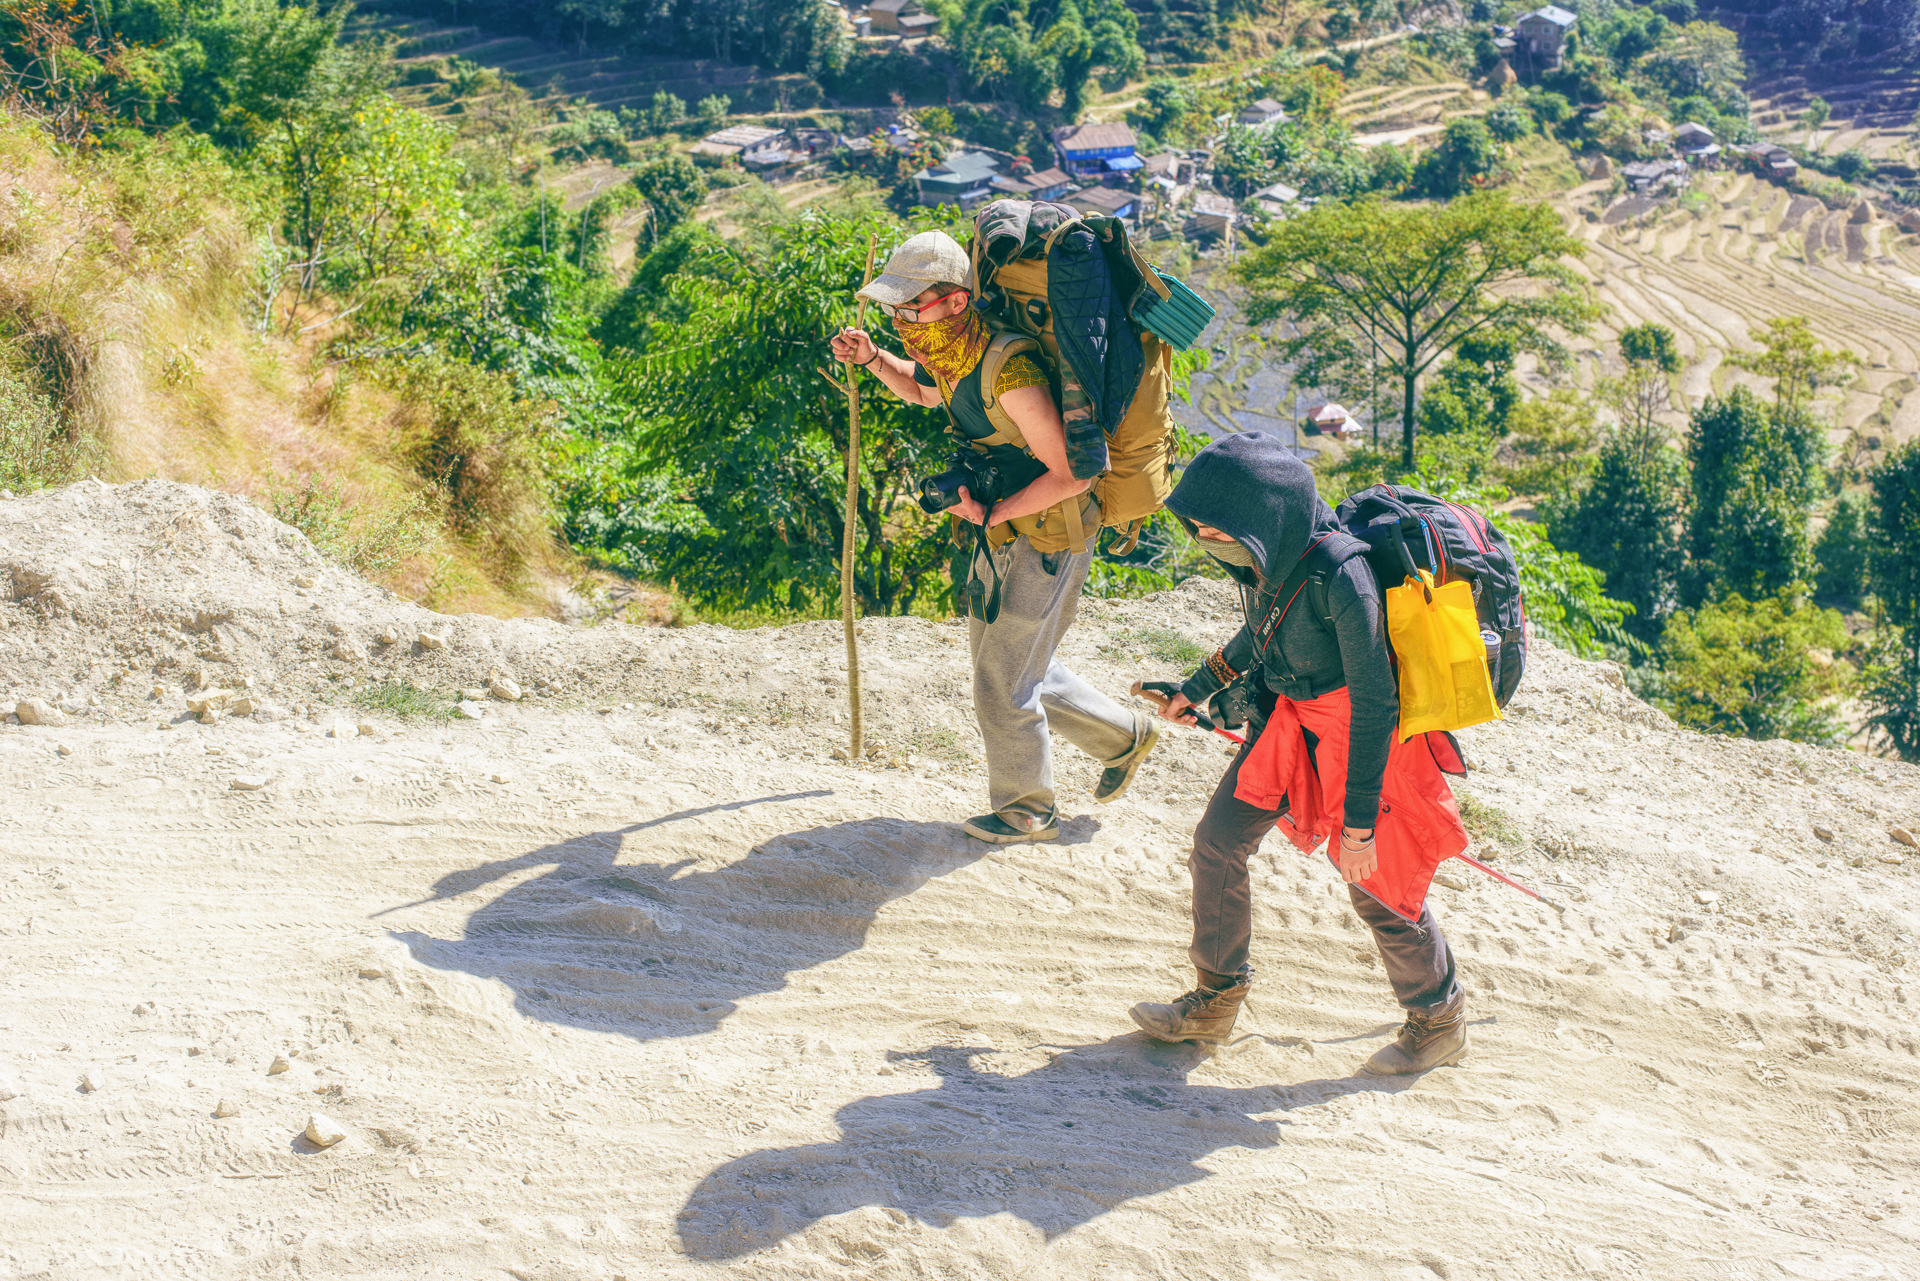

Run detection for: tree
[[648, 88, 687, 131], [1813, 491, 1871, 608], [1864, 440, 1920, 758], [1412, 117, 1505, 197], [1419, 328, 1522, 438], [1238, 192, 1598, 468], [1724, 316, 1860, 414], [632, 154, 706, 245], [944, 0, 1143, 117], [616, 211, 955, 616], [1683, 386, 1823, 605], [697, 92, 730, 124], [1804, 95, 1831, 132], [1503, 388, 1599, 497], [1659, 593, 1854, 744], [1549, 437, 1687, 645], [1597, 321, 1682, 468]]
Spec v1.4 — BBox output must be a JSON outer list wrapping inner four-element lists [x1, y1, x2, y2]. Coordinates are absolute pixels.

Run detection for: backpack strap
[[974, 332, 1041, 453], [1305, 537, 1370, 631]]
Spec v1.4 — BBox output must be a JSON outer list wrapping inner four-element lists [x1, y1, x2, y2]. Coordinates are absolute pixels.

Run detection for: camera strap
[[965, 522, 1003, 624]]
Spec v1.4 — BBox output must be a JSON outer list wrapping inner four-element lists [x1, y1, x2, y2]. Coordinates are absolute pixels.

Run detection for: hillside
[[2, 479, 1917, 1277]]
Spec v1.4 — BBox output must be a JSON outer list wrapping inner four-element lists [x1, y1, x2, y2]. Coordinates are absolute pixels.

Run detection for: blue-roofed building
[[1052, 122, 1139, 182]]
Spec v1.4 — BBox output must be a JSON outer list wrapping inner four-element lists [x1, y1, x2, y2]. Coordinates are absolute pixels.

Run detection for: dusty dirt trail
[[2, 482, 1918, 1279]]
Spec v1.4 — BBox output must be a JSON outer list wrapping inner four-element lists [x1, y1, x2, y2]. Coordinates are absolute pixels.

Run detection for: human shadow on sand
[[385, 794, 1103, 1044], [676, 1035, 1410, 1258]]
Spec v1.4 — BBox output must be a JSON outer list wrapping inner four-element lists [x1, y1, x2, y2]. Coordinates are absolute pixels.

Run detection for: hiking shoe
[[1093, 713, 1160, 804], [1129, 967, 1252, 1044], [1363, 993, 1469, 1075], [962, 810, 1059, 844]]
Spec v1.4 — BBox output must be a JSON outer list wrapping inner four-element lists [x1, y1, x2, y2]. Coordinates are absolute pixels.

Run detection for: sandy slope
[[2, 482, 1918, 1280]]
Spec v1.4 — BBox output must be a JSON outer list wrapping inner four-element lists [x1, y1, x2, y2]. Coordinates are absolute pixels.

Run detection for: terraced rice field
[[1561, 171, 1920, 450]]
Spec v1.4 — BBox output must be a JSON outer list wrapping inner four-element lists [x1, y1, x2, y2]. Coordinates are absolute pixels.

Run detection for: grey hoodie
[[1166, 433, 1397, 828]]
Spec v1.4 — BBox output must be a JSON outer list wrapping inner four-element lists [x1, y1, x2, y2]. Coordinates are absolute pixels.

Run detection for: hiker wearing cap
[[829, 230, 1160, 844], [1126, 432, 1471, 1076]]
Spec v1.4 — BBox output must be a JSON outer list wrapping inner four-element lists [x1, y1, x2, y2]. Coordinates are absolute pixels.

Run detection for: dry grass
[[0, 107, 573, 619]]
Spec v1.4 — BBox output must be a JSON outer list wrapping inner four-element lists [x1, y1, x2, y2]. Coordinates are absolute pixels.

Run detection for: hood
[[1165, 432, 1335, 582]]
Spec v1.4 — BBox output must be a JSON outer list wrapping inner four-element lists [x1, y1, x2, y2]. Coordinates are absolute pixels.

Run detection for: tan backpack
[[954, 251, 1176, 557]]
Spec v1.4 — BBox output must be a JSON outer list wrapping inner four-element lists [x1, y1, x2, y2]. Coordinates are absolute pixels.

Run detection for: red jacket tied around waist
[[1232, 686, 1470, 922]]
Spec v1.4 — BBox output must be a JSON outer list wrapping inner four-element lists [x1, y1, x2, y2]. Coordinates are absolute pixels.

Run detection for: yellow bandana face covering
[[894, 307, 990, 394]]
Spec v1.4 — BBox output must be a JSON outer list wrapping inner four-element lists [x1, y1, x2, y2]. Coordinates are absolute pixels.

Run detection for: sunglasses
[[878, 287, 969, 322]]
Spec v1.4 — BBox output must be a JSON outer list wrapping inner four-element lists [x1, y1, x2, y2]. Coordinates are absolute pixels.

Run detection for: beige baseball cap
[[856, 231, 971, 307]]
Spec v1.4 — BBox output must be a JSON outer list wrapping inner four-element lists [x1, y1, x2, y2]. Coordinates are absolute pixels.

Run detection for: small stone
[[231, 697, 255, 716], [186, 689, 234, 716], [80, 1069, 105, 1093], [149, 684, 166, 700], [230, 775, 268, 791], [459, 687, 488, 702], [16, 698, 67, 727], [490, 772, 511, 784], [213, 1098, 240, 1118], [375, 627, 398, 646], [267, 1055, 291, 1075], [57, 743, 73, 757], [416, 632, 446, 651], [357, 722, 376, 737], [1571, 785, 1588, 795], [595, 706, 614, 715], [294, 575, 317, 589], [1434, 872, 1469, 891], [488, 678, 522, 702], [374, 1126, 420, 1152], [1693, 890, 1720, 905], [328, 719, 355, 740], [1813, 824, 1835, 842], [830, 747, 850, 761], [133, 1001, 154, 1015], [197, 707, 221, 726], [456, 700, 485, 720], [303, 1113, 346, 1148], [1883, 854, 1907, 865], [1892, 827, 1917, 849], [0, 1070, 24, 1101], [358, 966, 386, 980], [331, 640, 364, 664]]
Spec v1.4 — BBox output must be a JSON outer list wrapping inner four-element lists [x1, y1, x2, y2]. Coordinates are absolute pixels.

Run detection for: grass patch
[[353, 678, 457, 720], [0, 369, 95, 492], [1457, 791, 1521, 846], [907, 726, 972, 763], [270, 475, 439, 581], [1104, 626, 1210, 668]]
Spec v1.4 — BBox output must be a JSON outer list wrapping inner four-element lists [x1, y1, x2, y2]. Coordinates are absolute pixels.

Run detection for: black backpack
[[1220, 484, 1526, 730], [1312, 484, 1528, 706]]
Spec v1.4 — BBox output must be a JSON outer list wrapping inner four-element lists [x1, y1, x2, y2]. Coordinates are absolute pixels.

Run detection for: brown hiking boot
[[1129, 968, 1252, 1045], [1363, 994, 1468, 1075]]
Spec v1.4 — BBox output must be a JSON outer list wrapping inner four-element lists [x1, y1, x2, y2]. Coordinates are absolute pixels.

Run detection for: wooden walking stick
[[838, 234, 878, 759]]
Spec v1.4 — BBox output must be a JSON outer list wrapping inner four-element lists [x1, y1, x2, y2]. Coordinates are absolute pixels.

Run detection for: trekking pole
[[839, 233, 878, 760], [1131, 680, 1245, 745]]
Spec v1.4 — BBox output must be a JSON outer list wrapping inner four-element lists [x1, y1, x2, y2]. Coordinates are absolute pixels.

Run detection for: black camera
[[917, 451, 1006, 514]]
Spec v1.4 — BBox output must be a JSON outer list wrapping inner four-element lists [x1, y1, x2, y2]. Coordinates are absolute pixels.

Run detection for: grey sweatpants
[[967, 535, 1141, 824], [1190, 725, 1461, 1012]]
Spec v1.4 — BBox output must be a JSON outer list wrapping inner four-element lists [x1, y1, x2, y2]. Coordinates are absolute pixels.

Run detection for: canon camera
[[917, 451, 1006, 515]]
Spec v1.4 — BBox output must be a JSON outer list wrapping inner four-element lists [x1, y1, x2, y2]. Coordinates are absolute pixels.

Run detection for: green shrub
[[0, 371, 88, 492], [370, 355, 558, 583], [269, 476, 438, 580], [1658, 592, 1853, 745]]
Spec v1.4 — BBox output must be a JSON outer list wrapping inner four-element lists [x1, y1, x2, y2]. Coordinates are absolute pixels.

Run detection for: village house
[[1186, 190, 1236, 239], [1065, 185, 1138, 220], [1675, 121, 1721, 162], [915, 151, 1000, 209], [1140, 152, 1195, 185], [1621, 157, 1688, 194], [1020, 166, 1076, 201], [1252, 180, 1305, 218], [1740, 141, 1799, 180], [691, 124, 789, 164], [1237, 98, 1287, 129], [1053, 122, 1141, 181], [866, 0, 938, 36], [1515, 6, 1576, 73]]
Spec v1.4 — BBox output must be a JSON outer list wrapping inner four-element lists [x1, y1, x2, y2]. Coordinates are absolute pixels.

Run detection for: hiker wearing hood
[[1128, 433, 1471, 1076], [829, 231, 1160, 843]]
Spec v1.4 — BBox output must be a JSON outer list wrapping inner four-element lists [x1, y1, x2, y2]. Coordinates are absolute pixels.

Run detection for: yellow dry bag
[[1385, 570, 1502, 741]]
